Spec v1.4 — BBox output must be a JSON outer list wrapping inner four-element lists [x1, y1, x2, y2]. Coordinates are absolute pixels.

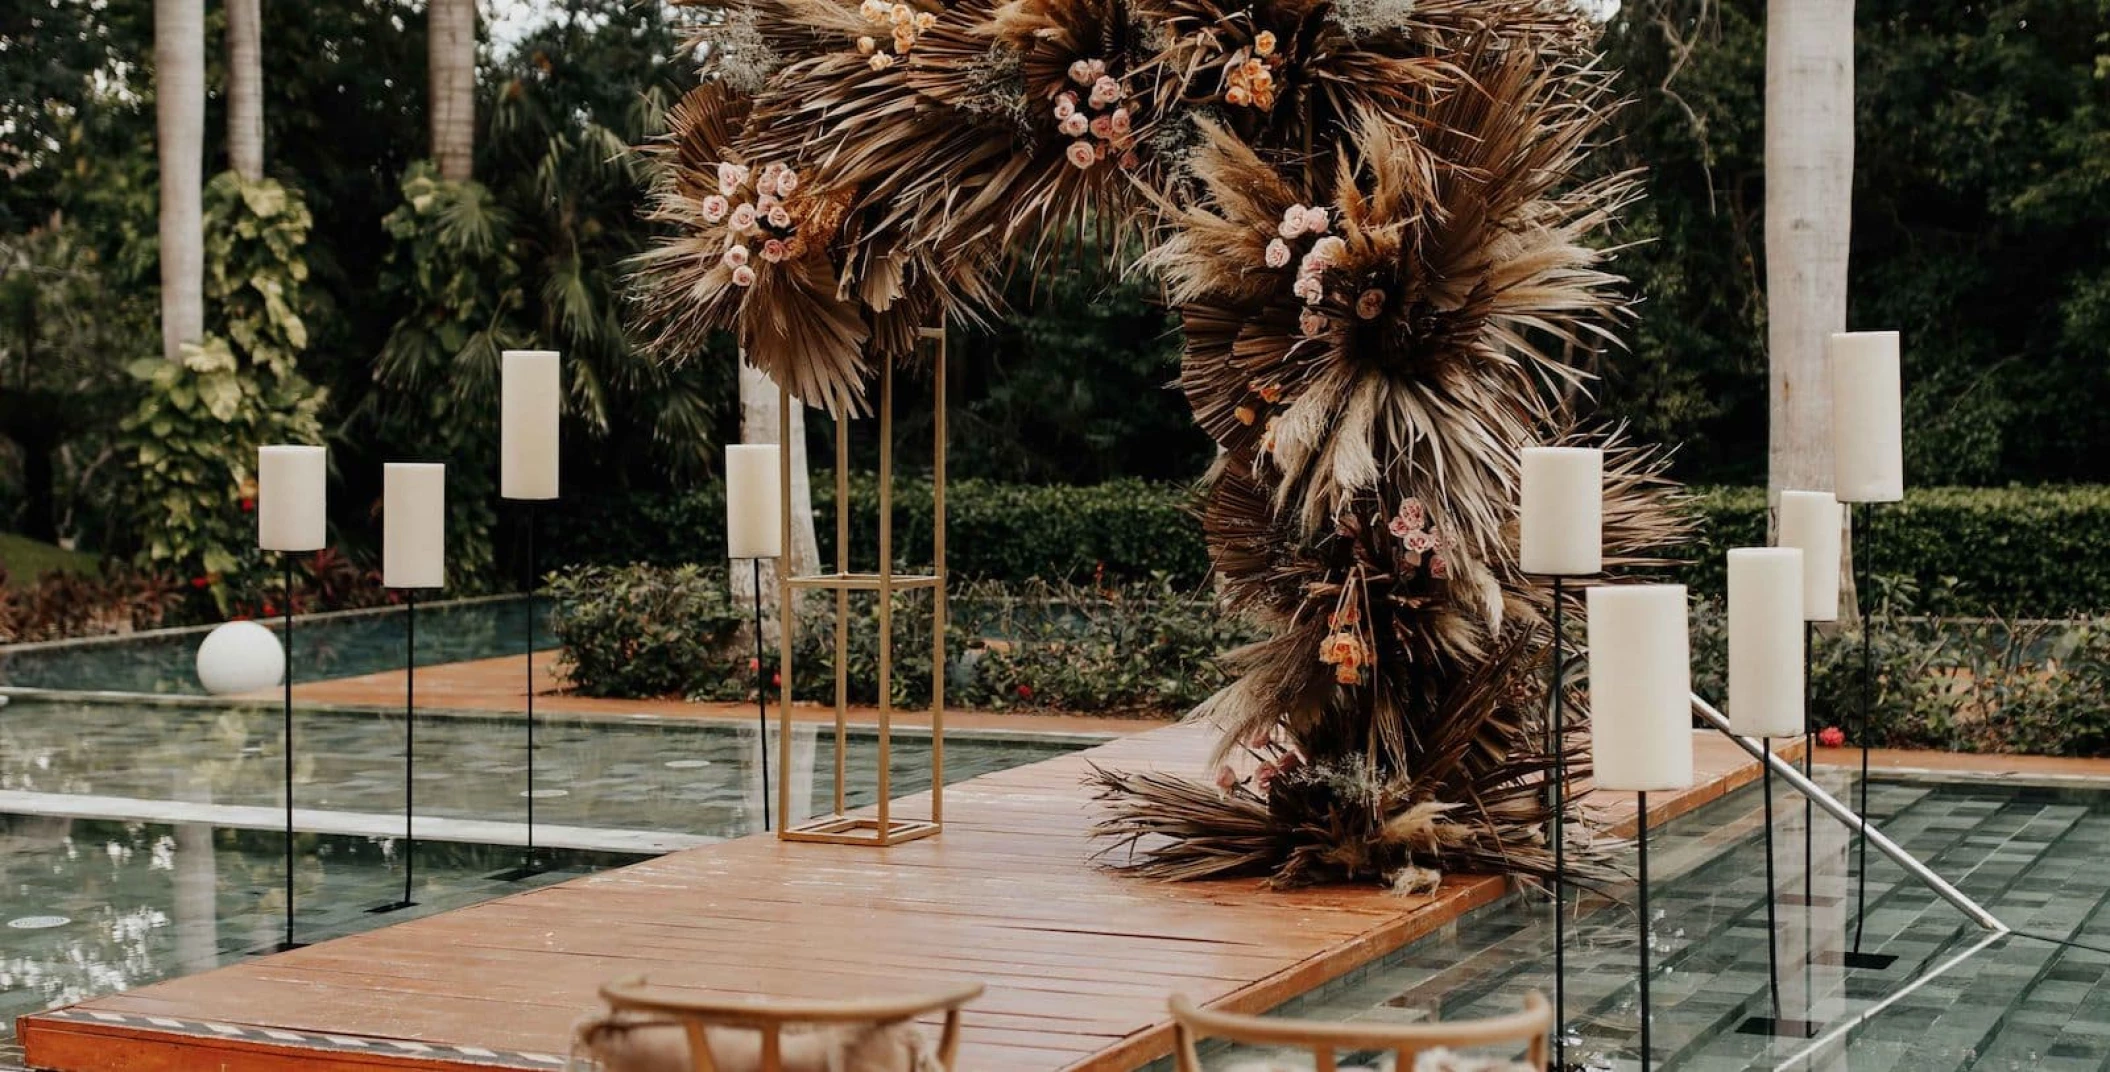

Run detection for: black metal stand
[[1736, 735, 1820, 1038], [371, 592, 418, 914], [276, 554, 304, 952], [494, 503, 548, 883], [1839, 500, 1896, 971], [752, 557, 772, 832], [1637, 790, 1652, 1072], [1547, 575, 1567, 1069]]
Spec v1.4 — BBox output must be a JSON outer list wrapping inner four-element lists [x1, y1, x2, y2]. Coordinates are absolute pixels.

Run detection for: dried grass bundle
[[633, 0, 1688, 890]]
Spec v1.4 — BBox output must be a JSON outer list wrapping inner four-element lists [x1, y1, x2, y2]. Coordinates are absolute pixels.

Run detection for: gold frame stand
[[776, 327, 946, 846]]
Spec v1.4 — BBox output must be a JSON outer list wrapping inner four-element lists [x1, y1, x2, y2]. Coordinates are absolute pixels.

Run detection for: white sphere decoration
[[195, 620, 286, 695]]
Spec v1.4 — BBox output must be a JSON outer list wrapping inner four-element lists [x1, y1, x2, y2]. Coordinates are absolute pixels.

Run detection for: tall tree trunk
[[154, 0, 206, 360], [225, 0, 264, 180], [428, 0, 477, 182], [1764, 0, 1857, 615], [732, 360, 821, 629]]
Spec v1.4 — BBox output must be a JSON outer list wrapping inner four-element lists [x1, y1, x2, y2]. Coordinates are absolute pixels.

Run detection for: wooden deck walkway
[[16, 722, 1781, 1072]]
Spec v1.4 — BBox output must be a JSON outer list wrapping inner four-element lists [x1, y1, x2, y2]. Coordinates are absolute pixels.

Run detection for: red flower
[[770, 672, 782, 688], [748, 657, 760, 672], [189, 576, 210, 589], [1016, 683, 1034, 701], [1818, 726, 1846, 748], [261, 602, 278, 617], [240, 497, 256, 513]]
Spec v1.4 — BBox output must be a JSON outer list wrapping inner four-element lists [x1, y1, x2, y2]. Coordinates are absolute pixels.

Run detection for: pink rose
[[1356, 287, 1384, 320], [1068, 59, 1095, 85], [1053, 94, 1076, 121], [756, 192, 779, 213], [1279, 204, 1308, 239], [1109, 107, 1131, 135], [730, 264, 756, 287], [1304, 206, 1330, 234], [716, 162, 748, 195], [1429, 554, 1448, 579], [776, 169, 798, 196], [1404, 530, 1436, 555], [1215, 765, 1238, 792], [1059, 112, 1089, 137], [1388, 515, 1412, 539], [761, 238, 787, 263], [1299, 309, 1327, 336], [702, 195, 729, 223], [1085, 58, 1106, 80], [1309, 235, 1346, 266], [1292, 276, 1323, 305], [1265, 239, 1291, 269], [1089, 114, 1114, 140], [1819, 726, 1846, 748], [1065, 140, 1097, 170], [1090, 75, 1121, 108], [1400, 498, 1425, 528], [729, 203, 758, 232], [721, 244, 750, 269], [767, 204, 792, 229]]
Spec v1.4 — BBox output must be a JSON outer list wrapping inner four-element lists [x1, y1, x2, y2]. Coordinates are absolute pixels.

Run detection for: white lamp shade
[[383, 463, 446, 589], [725, 444, 784, 560], [1727, 548, 1806, 738], [1587, 584, 1693, 792], [1777, 490, 1842, 622], [501, 350, 561, 500], [1520, 447, 1602, 575], [1831, 332, 1904, 503], [258, 445, 327, 552], [196, 620, 286, 695]]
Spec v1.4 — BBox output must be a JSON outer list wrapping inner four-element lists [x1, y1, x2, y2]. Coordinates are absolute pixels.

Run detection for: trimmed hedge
[[554, 481, 2110, 616]]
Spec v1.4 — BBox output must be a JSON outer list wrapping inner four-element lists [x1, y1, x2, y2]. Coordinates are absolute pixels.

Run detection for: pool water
[[1211, 773, 2110, 1072], [0, 814, 644, 1064], [0, 698, 1080, 842], [0, 597, 551, 696]]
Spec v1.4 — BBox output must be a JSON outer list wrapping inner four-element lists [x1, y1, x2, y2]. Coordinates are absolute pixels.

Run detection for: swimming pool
[[0, 596, 550, 696], [1201, 772, 2110, 1071]]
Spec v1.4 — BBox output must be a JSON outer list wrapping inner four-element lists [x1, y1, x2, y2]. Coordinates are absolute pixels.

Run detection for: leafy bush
[[550, 566, 1252, 716], [546, 564, 747, 698], [0, 566, 183, 643]]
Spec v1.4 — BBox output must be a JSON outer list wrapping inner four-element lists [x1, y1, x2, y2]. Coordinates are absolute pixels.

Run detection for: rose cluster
[[1221, 30, 1281, 109], [701, 160, 803, 288], [1055, 58, 1137, 171], [1268, 202, 1385, 326], [1386, 497, 1449, 579], [855, 0, 936, 71]]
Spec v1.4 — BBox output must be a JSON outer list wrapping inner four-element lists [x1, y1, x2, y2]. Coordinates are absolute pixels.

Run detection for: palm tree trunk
[[1764, 0, 1856, 615], [154, 0, 206, 360], [428, 0, 477, 182], [226, 0, 264, 180], [732, 360, 821, 630]]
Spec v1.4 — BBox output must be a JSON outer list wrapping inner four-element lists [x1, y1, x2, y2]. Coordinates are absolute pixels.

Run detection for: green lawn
[[0, 533, 101, 585]]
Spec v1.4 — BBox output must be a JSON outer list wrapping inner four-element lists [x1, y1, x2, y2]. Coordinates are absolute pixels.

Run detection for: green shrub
[[551, 567, 1253, 716], [555, 482, 2110, 617], [547, 564, 747, 698]]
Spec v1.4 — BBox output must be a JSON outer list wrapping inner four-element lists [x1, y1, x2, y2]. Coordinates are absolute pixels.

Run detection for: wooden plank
[[17, 722, 1769, 1072]]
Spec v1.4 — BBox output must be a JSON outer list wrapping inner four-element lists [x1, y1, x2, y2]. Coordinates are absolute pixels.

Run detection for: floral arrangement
[[638, 0, 1689, 890]]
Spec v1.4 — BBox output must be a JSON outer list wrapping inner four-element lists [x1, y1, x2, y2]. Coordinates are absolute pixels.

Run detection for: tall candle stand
[[255, 443, 326, 953], [370, 590, 420, 914], [1838, 501, 1896, 970]]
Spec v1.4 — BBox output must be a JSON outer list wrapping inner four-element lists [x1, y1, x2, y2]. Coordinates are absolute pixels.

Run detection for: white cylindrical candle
[[501, 350, 561, 501], [1830, 331, 1904, 503], [383, 463, 446, 589], [725, 444, 784, 560], [1777, 490, 1842, 623], [258, 445, 327, 552], [1728, 548, 1806, 738], [1587, 584, 1693, 792], [1520, 447, 1602, 576]]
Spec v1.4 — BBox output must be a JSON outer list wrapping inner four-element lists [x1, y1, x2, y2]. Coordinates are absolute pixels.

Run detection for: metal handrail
[[1688, 693, 2007, 934]]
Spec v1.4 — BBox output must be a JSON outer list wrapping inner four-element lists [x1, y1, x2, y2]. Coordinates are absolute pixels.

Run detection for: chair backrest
[[1167, 991, 1550, 1072], [596, 977, 986, 1072]]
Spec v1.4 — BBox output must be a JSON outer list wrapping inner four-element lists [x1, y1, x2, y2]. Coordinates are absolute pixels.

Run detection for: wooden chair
[[1168, 991, 1551, 1072], [590, 976, 985, 1072]]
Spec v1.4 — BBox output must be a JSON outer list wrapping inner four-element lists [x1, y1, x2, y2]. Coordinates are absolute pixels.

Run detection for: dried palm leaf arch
[[635, 0, 1691, 889]]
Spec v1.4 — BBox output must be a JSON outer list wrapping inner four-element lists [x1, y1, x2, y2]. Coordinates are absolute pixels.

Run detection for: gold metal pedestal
[[776, 327, 946, 846]]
